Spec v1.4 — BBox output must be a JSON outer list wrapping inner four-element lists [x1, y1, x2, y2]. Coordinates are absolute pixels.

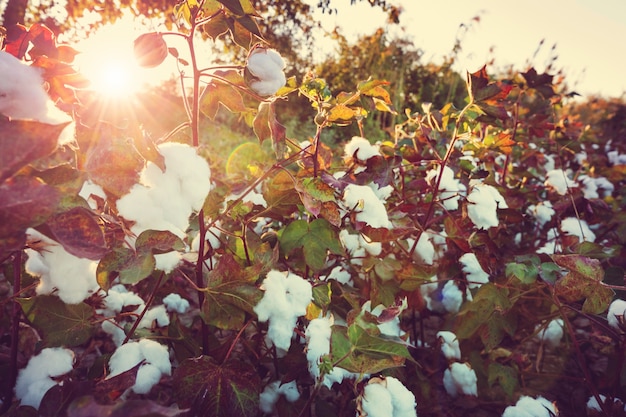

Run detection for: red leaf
[[48, 207, 108, 260]]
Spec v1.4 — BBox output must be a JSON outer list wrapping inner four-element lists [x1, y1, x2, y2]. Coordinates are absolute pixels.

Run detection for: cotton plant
[[24, 228, 100, 304], [107, 339, 171, 395], [259, 380, 300, 415], [587, 394, 625, 414], [253, 270, 312, 351], [426, 165, 466, 211], [534, 318, 564, 348], [15, 347, 75, 409], [116, 142, 212, 272], [466, 182, 508, 229], [459, 253, 490, 289], [501, 395, 558, 417], [358, 376, 417, 417], [443, 362, 478, 397], [245, 46, 286, 96]]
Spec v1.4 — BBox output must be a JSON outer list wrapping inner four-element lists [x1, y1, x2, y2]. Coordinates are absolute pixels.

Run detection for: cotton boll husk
[[24, 229, 99, 304], [608, 299, 626, 329], [441, 281, 463, 314], [344, 136, 380, 162], [459, 253, 490, 289], [163, 293, 190, 314], [560, 217, 596, 242], [361, 383, 394, 417], [343, 184, 391, 228], [437, 331, 461, 360], [444, 362, 478, 397]]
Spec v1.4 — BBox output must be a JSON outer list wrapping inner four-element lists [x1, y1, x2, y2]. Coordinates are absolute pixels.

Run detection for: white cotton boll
[[560, 217, 596, 242], [138, 339, 171, 375], [15, 347, 75, 409], [467, 183, 508, 229], [344, 136, 380, 162], [608, 299, 626, 330], [592, 177, 615, 198], [426, 165, 466, 210], [459, 253, 490, 289], [443, 362, 478, 397], [278, 380, 300, 402], [339, 229, 361, 254], [501, 405, 534, 417], [503, 396, 556, 417], [545, 169, 578, 195], [362, 383, 394, 417], [343, 184, 391, 228], [420, 277, 439, 311], [253, 270, 312, 350], [579, 175, 599, 199], [585, 394, 623, 412], [407, 233, 435, 265], [247, 47, 286, 96], [527, 202, 555, 227], [359, 234, 382, 256], [138, 305, 170, 329], [108, 342, 143, 377], [0, 51, 71, 126], [101, 320, 126, 347], [305, 316, 332, 380], [535, 319, 564, 348], [163, 293, 190, 314], [608, 150, 626, 165], [108, 339, 170, 394], [259, 381, 281, 414], [437, 331, 461, 360], [154, 251, 183, 273], [364, 301, 404, 338], [79, 180, 106, 209], [325, 266, 353, 285], [134, 364, 163, 394], [24, 229, 99, 304], [386, 377, 417, 417], [369, 183, 394, 201], [441, 281, 463, 314]]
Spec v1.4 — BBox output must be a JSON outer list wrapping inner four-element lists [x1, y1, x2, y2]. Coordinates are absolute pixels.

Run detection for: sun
[[87, 58, 138, 98]]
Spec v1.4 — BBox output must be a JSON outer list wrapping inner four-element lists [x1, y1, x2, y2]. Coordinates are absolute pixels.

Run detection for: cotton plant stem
[[122, 271, 165, 345]]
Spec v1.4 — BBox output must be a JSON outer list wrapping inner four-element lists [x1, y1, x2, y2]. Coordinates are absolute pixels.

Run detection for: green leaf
[[135, 229, 185, 254], [296, 178, 336, 203], [18, 295, 95, 347], [312, 282, 331, 309], [505, 262, 537, 284], [96, 247, 156, 289], [0, 176, 60, 238], [0, 118, 70, 183], [203, 281, 262, 329], [488, 363, 518, 398], [173, 357, 260, 417], [47, 207, 107, 260], [200, 80, 247, 120], [539, 262, 561, 284], [279, 219, 343, 271], [551, 254, 604, 281]]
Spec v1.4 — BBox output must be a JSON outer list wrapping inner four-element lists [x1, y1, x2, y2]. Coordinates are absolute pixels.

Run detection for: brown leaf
[[48, 207, 107, 260]]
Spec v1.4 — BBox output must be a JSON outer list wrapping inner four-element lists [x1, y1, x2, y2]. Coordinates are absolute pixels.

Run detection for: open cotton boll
[[406, 233, 435, 265], [0, 51, 71, 126], [385, 377, 418, 417], [323, 265, 353, 286], [24, 229, 99, 304], [259, 380, 299, 414], [360, 377, 417, 417], [426, 165, 466, 210], [362, 383, 394, 417], [15, 347, 74, 409], [362, 301, 405, 338], [344, 136, 380, 162], [459, 253, 490, 289], [441, 281, 464, 314], [545, 169, 578, 195], [535, 319, 564, 348], [607, 299, 626, 330], [138, 305, 170, 329], [108, 339, 171, 394], [254, 270, 312, 351], [502, 395, 557, 417], [560, 217, 596, 243], [246, 47, 286, 96], [163, 293, 190, 314], [527, 201, 555, 227], [343, 184, 391, 228], [437, 331, 461, 361], [466, 183, 508, 229], [443, 362, 478, 397]]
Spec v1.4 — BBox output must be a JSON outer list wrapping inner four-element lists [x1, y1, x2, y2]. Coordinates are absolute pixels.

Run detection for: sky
[[312, 0, 626, 98]]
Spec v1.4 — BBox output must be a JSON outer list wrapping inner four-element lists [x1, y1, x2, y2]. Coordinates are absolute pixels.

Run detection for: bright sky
[[314, 0, 626, 98]]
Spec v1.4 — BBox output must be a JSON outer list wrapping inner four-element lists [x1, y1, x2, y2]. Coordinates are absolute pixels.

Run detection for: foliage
[[1, 1, 626, 417]]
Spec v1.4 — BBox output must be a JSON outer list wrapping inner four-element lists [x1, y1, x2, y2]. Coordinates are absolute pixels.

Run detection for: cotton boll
[[305, 316, 332, 380], [138, 339, 171, 375], [441, 281, 464, 314], [466, 183, 508, 229], [324, 266, 353, 285], [501, 405, 534, 417], [545, 169, 578, 195], [154, 251, 183, 273], [79, 180, 106, 209], [527, 202, 555, 227], [359, 234, 382, 256], [138, 305, 170, 329], [560, 217, 596, 243], [407, 233, 435, 265], [15, 347, 74, 409], [443, 362, 478, 397], [134, 364, 163, 394], [502, 396, 557, 417], [385, 377, 417, 417], [344, 136, 380, 162], [459, 253, 490, 289], [437, 331, 461, 360], [608, 299, 626, 330], [259, 381, 281, 414], [108, 342, 144, 377], [343, 184, 391, 228], [278, 380, 300, 402], [426, 165, 466, 210], [24, 229, 99, 304], [108, 339, 171, 394], [246, 47, 286, 96], [361, 383, 394, 417], [163, 293, 190, 314], [535, 319, 564, 348], [101, 320, 127, 346]]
